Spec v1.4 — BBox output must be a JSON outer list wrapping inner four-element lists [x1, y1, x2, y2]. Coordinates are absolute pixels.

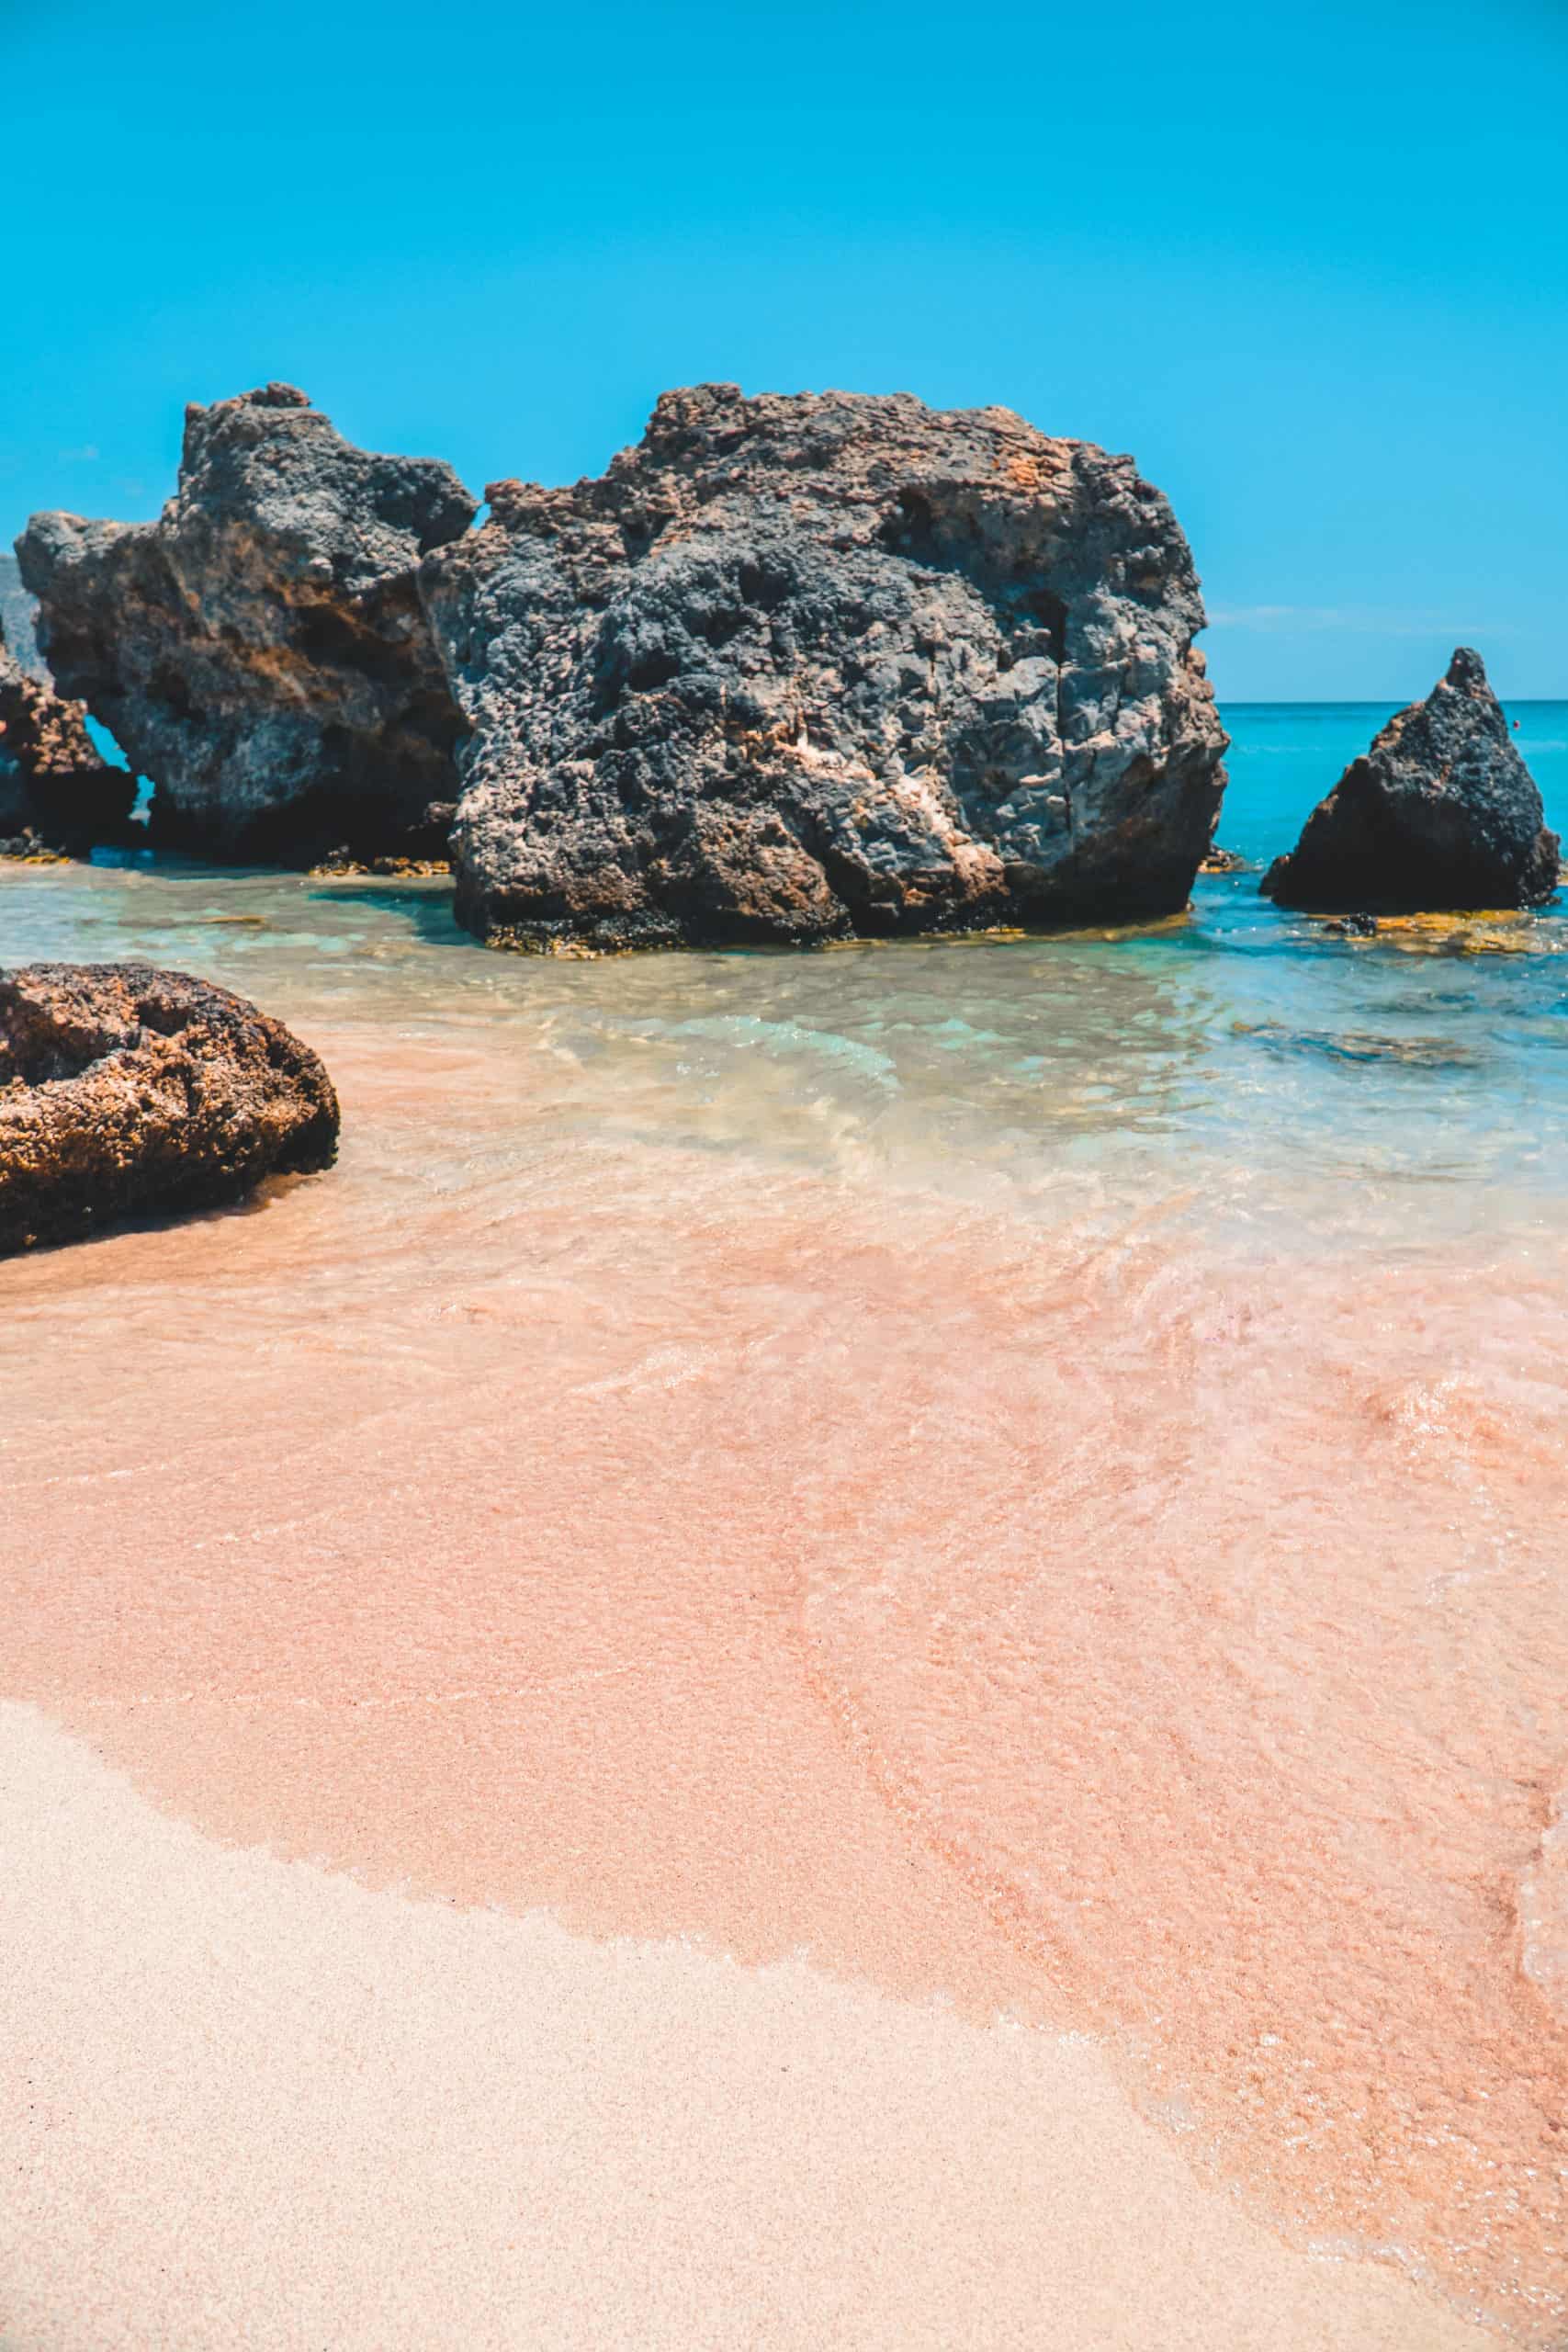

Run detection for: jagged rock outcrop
[[17, 387, 476, 863], [1263, 649, 1558, 913], [0, 963, 339, 1255], [0, 623, 133, 854], [423, 383, 1227, 951]]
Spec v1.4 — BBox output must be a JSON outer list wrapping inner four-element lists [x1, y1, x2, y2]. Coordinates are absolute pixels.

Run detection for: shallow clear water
[[4, 705, 1567, 2342], [5, 704, 1568, 1249]]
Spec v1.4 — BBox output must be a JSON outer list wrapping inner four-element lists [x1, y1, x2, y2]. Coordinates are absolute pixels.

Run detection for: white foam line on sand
[[0, 1703, 1496, 2352]]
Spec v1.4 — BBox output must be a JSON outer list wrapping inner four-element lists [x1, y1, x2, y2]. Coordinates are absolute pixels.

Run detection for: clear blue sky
[[6, 0, 1564, 698]]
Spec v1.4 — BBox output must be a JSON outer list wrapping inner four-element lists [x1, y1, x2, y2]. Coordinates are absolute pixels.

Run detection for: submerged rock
[[1319, 910, 1550, 956], [17, 386, 476, 864], [0, 620, 133, 854], [423, 383, 1228, 952], [0, 963, 339, 1255], [1263, 649, 1557, 913], [309, 849, 452, 877], [1319, 911, 1380, 939]]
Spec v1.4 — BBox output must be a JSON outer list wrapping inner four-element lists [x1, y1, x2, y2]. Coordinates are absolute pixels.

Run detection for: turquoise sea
[[6, 700, 1568, 1255]]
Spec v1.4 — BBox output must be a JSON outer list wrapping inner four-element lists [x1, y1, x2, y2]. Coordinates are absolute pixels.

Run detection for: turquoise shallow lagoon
[[5, 701, 1568, 1254]]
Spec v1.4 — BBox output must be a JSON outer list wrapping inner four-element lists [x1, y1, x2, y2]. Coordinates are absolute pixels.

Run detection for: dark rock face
[[0, 963, 339, 1256], [0, 554, 45, 680], [1263, 649, 1558, 913], [17, 386, 476, 864], [423, 384, 1227, 952], [0, 622, 133, 854]]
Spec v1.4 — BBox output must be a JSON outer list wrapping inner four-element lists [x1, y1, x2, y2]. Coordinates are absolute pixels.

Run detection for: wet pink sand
[[4, 1016, 1566, 2341]]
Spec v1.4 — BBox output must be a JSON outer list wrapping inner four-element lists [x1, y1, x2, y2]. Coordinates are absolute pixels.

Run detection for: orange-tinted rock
[[0, 963, 339, 1255]]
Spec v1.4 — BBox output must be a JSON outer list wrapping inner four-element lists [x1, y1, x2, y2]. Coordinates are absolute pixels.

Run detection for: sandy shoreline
[[0, 1702, 1495, 2351], [3, 989, 1565, 2342]]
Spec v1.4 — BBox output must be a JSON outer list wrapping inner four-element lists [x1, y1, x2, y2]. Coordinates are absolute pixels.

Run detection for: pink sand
[[3, 1017, 1564, 2342], [1, 1702, 1496, 2351]]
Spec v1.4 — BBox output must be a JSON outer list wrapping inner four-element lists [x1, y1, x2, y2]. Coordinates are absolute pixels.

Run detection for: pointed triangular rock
[[1262, 649, 1558, 913]]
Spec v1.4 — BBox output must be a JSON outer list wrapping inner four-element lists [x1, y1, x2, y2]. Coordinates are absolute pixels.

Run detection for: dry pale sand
[[0, 1702, 1496, 2352]]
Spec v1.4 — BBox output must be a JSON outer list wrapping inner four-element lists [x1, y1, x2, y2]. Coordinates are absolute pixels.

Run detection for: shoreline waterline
[[0, 1701, 1499, 2352]]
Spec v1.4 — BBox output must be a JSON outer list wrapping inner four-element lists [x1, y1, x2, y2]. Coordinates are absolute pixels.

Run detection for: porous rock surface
[[0, 963, 339, 1256], [17, 387, 476, 863], [423, 384, 1228, 951], [0, 622, 132, 854], [1263, 648, 1558, 913], [0, 554, 44, 680]]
